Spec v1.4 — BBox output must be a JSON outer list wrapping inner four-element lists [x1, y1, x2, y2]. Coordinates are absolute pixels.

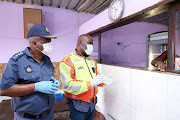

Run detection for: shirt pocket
[[21, 72, 40, 84], [42, 66, 54, 76], [41, 67, 54, 82]]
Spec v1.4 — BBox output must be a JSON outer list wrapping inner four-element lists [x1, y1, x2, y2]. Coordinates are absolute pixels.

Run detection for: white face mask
[[81, 42, 93, 55], [36, 42, 53, 56]]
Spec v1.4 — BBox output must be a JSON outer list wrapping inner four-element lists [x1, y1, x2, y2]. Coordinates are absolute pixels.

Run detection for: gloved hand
[[103, 76, 113, 85], [34, 78, 60, 94], [51, 76, 60, 87], [90, 75, 106, 88]]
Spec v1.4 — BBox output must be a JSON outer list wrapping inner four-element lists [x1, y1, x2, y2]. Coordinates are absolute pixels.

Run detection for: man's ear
[[78, 40, 82, 48], [78, 40, 82, 45], [32, 41, 37, 47]]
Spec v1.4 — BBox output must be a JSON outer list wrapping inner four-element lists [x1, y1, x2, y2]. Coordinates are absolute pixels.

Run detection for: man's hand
[[155, 61, 166, 71], [90, 75, 113, 88], [90, 75, 107, 88], [51, 76, 60, 87], [103, 76, 113, 85], [34, 80, 59, 94]]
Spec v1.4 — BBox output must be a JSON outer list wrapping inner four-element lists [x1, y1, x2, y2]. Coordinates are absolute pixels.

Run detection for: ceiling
[[141, 11, 169, 26], [0, 0, 113, 14]]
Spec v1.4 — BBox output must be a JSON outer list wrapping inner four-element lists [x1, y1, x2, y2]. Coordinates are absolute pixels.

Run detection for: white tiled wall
[[167, 74, 180, 120], [97, 64, 180, 120]]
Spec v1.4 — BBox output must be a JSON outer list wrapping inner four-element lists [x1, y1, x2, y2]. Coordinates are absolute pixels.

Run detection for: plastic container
[[55, 93, 63, 99]]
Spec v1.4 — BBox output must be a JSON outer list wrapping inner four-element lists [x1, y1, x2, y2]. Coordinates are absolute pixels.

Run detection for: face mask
[[36, 42, 53, 56], [81, 42, 93, 55]]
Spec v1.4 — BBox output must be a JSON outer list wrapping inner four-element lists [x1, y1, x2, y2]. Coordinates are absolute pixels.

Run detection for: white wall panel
[[98, 64, 168, 120], [167, 74, 180, 120]]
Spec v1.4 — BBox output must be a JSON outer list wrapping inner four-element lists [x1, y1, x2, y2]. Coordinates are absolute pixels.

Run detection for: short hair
[[77, 34, 91, 46]]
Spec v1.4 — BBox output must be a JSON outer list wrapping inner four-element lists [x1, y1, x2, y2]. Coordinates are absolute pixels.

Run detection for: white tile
[[130, 107, 154, 120], [98, 64, 131, 104], [167, 74, 180, 120], [142, 71, 167, 120], [131, 69, 145, 111], [130, 107, 144, 120], [103, 93, 113, 115], [98, 65, 168, 120], [98, 64, 114, 76], [96, 87, 106, 115], [143, 114, 154, 120], [131, 69, 167, 120], [112, 67, 131, 104], [106, 115, 115, 120], [105, 96, 130, 120]]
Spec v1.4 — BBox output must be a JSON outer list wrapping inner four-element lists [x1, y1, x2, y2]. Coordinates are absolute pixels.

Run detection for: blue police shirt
[[0, 47, 55, 115], [66, 50, 97, 112]]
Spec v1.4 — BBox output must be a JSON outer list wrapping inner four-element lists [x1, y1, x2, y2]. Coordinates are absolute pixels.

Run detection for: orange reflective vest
[[59, 51, 103, 102]]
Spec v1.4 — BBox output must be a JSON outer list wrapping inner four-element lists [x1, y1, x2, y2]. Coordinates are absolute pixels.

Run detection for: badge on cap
[[25, 65, 32, 73], [46, 28, 49, 32]]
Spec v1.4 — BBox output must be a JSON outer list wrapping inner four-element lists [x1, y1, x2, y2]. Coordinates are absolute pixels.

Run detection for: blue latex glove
[[34, 80, 59, 94], [51, 76, 60, 88]]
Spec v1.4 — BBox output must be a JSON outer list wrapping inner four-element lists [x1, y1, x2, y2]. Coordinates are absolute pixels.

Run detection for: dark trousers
[[14, 109, 53, 120], [68, 100, 95, 120]]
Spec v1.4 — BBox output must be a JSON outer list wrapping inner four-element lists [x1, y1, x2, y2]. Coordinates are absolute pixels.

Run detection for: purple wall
[[79, 0, 168, 35], [0, 1, 95, 63], [101, 22, 168, 67], [90, 36, 99, 60]]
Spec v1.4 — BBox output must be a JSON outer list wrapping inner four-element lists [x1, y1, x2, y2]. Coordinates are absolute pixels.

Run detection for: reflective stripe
[[61, 73, 81, 91], [71, 94, 76, 98], [60, 52, 100, 102]]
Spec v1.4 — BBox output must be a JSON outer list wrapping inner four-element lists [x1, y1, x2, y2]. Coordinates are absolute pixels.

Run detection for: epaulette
[[11, 51, 25, 61]]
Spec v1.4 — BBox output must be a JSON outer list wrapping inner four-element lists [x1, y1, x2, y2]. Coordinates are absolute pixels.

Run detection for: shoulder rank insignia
[[24, 65, 32, 73], [11, 51, 25, 61]]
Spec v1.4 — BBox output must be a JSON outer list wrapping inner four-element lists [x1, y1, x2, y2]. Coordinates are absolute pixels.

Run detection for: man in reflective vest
[[59, 34, 112, 120]]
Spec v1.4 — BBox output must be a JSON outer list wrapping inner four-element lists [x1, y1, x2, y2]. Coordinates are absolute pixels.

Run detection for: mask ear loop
[[80, 41, 87, 51]]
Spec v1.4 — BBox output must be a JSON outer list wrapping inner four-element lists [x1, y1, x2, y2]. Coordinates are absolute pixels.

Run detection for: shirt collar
[[24, 47, 32, 57], [74, 49, 89, 58], [24, 47, 48, 61]]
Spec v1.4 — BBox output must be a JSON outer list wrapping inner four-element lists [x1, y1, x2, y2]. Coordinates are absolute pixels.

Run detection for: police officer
[[59, 34, 112, 120], [0, 24, 60, 120]]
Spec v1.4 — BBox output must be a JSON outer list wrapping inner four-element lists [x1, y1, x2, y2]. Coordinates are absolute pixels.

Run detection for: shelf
[[147, 39, 168, 45], [152, 53, 161, 55]]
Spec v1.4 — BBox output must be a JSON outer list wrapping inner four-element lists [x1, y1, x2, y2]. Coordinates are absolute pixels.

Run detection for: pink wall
[[101, 22, 168, 67], [79, 0, 167, 35], [0, 1, 95, 63]]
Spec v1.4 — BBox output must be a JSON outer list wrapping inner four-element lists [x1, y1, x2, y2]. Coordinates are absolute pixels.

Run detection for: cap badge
[[46, 28, 49, 32]]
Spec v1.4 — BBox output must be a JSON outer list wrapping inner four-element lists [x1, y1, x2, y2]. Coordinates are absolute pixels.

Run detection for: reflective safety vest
[[59, 51, 103, 102]]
